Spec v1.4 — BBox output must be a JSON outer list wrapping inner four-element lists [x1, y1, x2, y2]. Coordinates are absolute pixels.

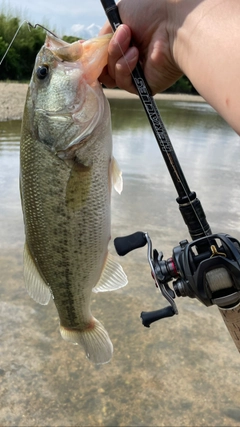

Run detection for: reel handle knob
[[114, 232, 147, 256], [141, 306, 176, 328]]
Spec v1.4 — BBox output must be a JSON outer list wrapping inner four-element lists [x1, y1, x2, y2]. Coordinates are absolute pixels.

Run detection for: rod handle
[[218, 304, 240, 352]]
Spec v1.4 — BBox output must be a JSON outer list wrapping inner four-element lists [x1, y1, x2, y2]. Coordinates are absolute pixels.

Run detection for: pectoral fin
[[111, 157, 123, 194], [92, 253, 128, 293], [23, 243, 52, 305]]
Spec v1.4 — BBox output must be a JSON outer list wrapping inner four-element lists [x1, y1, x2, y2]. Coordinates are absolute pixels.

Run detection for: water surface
[[0, 98, 240, 426]]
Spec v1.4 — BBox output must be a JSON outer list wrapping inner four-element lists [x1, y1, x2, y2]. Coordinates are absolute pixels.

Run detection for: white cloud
[[71, 23, 101, 39], [3, 0, 106, 36]]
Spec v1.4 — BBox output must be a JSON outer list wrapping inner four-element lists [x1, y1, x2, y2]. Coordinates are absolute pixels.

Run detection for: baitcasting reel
[[114, 232, 240, 327]]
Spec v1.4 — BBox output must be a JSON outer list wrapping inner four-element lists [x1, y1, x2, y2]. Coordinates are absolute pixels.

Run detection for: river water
[[0, 97, 240, 426]]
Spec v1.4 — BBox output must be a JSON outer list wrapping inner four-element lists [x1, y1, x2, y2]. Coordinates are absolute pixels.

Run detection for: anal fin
[[23, 243, 52, 305]]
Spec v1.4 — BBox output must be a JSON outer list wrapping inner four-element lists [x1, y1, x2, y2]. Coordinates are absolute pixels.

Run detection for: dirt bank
[[0, 82, 204, 121]]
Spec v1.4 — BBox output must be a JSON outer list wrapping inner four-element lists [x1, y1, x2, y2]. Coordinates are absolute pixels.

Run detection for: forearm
[[170, 0, 240, 134]]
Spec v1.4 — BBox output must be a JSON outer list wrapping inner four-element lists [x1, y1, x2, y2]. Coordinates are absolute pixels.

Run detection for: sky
[[2, 0, 109, 38]]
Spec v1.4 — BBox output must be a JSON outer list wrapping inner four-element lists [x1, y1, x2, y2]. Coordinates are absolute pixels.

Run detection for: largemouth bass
[[20, 33, 127, 364]]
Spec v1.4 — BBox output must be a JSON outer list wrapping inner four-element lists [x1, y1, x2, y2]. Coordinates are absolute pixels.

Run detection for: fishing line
[[0, 20, 29, 67], [0, 21, 58, 68]]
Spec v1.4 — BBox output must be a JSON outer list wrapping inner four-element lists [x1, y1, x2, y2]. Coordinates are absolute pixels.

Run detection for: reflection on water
[[1, 99, 240, 426]]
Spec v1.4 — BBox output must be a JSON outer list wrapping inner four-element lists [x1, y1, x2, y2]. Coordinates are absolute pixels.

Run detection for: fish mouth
[[48, 33, 112, 63]]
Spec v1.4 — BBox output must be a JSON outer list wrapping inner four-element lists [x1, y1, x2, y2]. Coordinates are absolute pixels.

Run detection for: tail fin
[[60, 318, 113, 364]]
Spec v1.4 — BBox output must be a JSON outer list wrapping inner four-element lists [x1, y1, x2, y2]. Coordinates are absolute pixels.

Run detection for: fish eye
[[36, 64, 49, 80]]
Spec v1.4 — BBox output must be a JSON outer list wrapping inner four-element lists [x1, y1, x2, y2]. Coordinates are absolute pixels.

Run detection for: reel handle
[[114, 232, 147, 256], [141, 306, 176, 328]]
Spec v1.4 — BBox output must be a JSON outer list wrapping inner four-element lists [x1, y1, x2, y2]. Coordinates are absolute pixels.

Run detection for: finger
[[99, 65, 117, 88]]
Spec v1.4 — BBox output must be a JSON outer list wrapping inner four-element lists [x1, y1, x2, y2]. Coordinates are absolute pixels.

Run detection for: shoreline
[[104, 88, 204, 103], [0, 82, 205, 122]]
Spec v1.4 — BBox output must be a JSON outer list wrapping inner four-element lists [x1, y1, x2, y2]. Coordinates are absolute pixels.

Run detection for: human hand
[[99, 0, 183, 95]]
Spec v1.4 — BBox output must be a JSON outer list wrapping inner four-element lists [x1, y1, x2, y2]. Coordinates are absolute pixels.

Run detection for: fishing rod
[[100, 0, 240, 352]]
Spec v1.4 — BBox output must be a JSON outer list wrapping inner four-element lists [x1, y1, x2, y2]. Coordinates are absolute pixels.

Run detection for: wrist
[[167, 0, 222, 73]]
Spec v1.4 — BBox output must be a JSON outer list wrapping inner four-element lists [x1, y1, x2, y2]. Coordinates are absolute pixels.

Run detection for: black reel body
[[173, 234, 240, 307], [114, 232, 240, 327]]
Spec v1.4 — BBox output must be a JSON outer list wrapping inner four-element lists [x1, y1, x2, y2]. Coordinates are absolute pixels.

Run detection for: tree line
[[0, 14, 77, 81], [0, 13, 197, 94]]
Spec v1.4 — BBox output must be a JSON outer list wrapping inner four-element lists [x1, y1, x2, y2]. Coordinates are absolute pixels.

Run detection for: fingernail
[[125, 47, 139, 64], [113, 24, 130, 45]]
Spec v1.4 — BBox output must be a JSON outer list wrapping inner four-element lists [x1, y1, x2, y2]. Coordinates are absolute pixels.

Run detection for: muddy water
[[0, 98, 240, 426]]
